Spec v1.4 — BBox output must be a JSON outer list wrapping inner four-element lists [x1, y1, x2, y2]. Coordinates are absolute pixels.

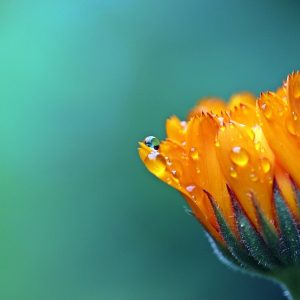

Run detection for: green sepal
[[251, 194, 283, 264], [205, 233, 245, 273], [291, 180, 300, 218], [274, 182, 300, 265], [228, 187, 281, 270], [205, 191, 267, 272]]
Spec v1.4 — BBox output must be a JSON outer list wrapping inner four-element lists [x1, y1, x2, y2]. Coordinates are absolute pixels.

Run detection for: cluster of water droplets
[[143, 134, 200, 200], [260, 100, 298, 137], [227, 133, 271, 183]]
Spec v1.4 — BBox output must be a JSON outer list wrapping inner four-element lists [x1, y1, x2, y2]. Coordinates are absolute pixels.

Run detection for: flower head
[[138, 72, 300, 279]]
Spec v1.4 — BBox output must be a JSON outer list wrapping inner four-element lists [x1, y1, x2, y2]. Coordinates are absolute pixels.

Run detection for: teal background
[[0, 0, 299, 299]]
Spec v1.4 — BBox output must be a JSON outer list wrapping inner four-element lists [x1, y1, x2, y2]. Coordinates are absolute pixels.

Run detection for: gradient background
[[1, 0, 300, 299]]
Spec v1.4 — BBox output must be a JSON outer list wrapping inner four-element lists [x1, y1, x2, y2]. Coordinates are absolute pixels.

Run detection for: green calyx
[[201, 182, 300, 299]]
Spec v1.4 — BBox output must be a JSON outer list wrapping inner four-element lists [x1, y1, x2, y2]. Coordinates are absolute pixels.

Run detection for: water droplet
[[186, 185, 196, 192], [144, 136, 160, 150], [148, 151, 159, 160], [292, 112, 298, 121], [286, 117, 297, 136], [261, 103, 272, 119], [196, 168, 201, 174], [217, 117, 224, 127], [215, 139, 220, 147], [166, 177, 172, 185], [249, 172, 258, 182], [230, 146, 249, 167], [171, 160, 184, 182], [189, 147, 199, 160], [229, 167, 237, 178], [180, 121, 187, 128], [260, 157, 271, 173], [166, 157, 172, 166]]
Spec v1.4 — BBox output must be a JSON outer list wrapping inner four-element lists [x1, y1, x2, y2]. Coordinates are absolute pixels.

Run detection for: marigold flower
[[138, 72, 300, 300]]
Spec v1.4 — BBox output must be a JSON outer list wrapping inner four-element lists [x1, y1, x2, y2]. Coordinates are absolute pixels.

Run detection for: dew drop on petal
[[286, 117, 297, 136], [171, 161, 184, 182], [180, 121, 187, 128], [186, 185, 196, 192], [189, 147, 199, 160], [261, 103, 272, 119], [260, 157, 271, 173], [249, 172, 258, 182], [230, 146, 249, 167], [229, 167, 237, 178], [144, 136, 160, 150], [215, 139, 220, 147], [292, 112, 298, 121]]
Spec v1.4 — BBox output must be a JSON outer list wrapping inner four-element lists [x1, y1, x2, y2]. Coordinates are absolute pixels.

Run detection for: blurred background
[[0, 0, 299, 299]]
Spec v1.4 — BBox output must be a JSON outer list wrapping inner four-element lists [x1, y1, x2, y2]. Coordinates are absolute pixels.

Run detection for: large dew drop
[[230, 146, 249, 167], [144, 136, 160, 150], [260, 157, 271, 173]]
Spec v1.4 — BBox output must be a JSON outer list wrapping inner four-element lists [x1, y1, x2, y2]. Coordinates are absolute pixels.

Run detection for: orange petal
[[275, 162, 299, 220], [228, 93, 257, 127], [286, 72, 300, 136], [138, 139, 221, 241], [188, 97, 226, 119], [228, 92, 256, 108], [185, 115, 234, 230], [216, 122, 275, 228], [166, 116, 186, 143], [257, 92, 300, 188]]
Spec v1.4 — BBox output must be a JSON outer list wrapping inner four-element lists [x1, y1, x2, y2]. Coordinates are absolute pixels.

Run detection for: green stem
[[271, 267, 300, 300]]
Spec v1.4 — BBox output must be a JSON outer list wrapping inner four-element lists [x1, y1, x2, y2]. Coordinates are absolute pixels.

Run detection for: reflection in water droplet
[[260, 157, 271, 173], [144, 136, 160, 150], [230, 167, 237, 178], [230, 146, 249, 167], [189, 147, 199, 160], [261, 103, 272, 119]]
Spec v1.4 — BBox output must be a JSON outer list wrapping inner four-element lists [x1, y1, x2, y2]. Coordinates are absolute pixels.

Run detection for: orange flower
[[138, 72, 300, 284]]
